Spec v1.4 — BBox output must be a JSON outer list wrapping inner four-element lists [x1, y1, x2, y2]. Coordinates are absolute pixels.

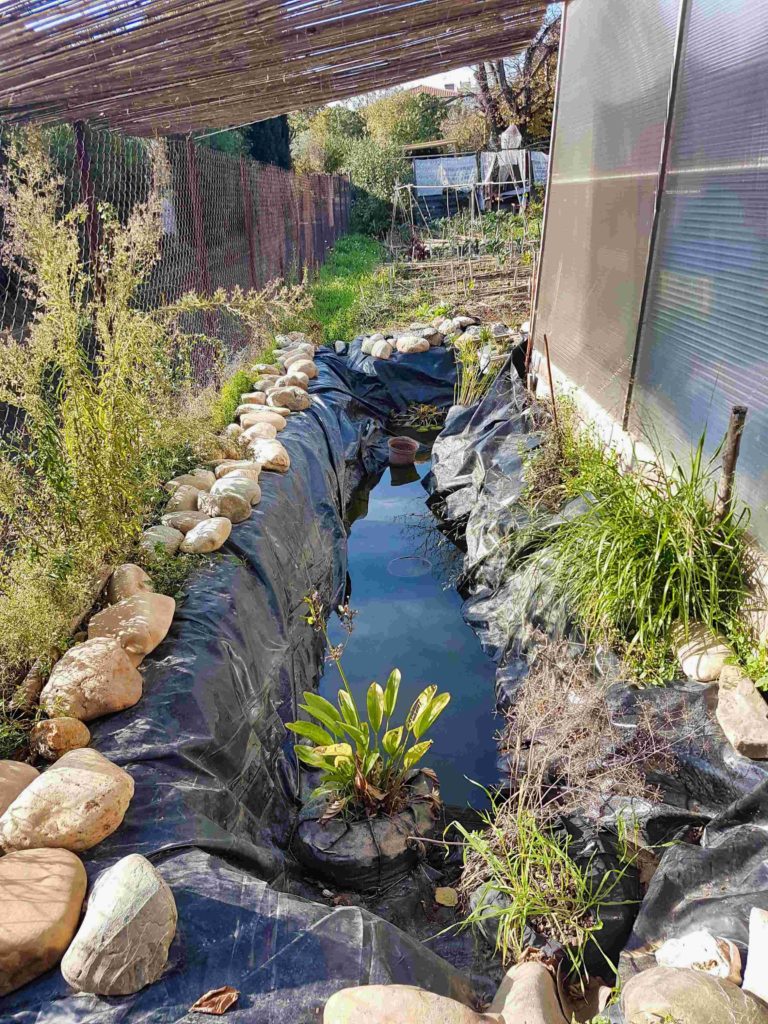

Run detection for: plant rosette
[[292, 769, 440, 892]]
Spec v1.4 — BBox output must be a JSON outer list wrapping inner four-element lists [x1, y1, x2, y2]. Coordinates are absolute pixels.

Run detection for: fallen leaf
[[435, 886, 458, 907], [189, 986, 240, 1015]]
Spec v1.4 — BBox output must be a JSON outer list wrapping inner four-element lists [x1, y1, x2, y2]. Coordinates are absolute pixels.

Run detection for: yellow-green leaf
[[403, 739, 432, 770], [383, 668, 401, 718], [367, 682, 384, 732]]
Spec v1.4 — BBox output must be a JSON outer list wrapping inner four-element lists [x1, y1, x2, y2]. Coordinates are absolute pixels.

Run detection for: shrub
[[0, 129, 306, 680], [350, 190, 391, 238], [343, 137, 411, 202], [212, 369, 255, 430]]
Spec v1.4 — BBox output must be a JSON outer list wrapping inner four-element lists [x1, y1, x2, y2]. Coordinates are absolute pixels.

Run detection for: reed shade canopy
[[0, 0, 549, 136]]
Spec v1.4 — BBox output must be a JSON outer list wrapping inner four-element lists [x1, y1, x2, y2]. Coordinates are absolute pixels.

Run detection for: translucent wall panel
[[535, 0, 680, 419], [630, 0, 768, 538]]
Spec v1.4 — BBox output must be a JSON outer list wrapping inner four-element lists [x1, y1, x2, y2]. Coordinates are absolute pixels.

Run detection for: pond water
[[324, 456, 499, 809]]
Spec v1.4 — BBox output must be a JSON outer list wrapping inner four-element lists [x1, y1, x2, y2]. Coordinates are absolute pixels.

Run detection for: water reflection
[[326, 459, 498, 808]]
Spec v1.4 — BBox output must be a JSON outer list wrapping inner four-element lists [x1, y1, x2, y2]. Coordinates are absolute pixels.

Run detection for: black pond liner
[[3, 346, 481, 1024], [426, 361, 768, 1007]]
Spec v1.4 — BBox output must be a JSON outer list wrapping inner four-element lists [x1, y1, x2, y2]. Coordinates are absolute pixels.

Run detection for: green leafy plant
[[392, 403, 445, 432], [287, 592, 450, 817]]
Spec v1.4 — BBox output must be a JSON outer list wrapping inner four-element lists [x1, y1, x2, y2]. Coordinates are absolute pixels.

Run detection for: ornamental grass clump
[[287, 592, 450, 818], [549, 435, 749, 681]]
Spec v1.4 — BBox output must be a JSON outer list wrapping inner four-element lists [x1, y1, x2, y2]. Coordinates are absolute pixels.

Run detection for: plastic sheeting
[[413, 155, 479, 196], [427, 365, 768, 990], [2, 349, 467, 1023], [322, 339, 458, 417]]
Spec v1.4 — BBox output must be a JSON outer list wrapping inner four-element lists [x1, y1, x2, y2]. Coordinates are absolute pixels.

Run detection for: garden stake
[[543, 333, 563, 459], [715, 405, 748, 522]]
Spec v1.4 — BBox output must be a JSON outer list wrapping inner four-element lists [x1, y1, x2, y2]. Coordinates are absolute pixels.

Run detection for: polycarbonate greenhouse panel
[[535, 0, 680, 420], [630, 0, 768, 539]]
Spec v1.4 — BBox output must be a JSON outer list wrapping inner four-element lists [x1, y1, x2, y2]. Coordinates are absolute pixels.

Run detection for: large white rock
[[239, 391, 267, 405], [267, 386, 311, 411], [214, 459, 262, 481], [621, 966, 768, 1024], [656, 929, 741, 983], [247, 438, 290, 473], [0, 761, 39, 816], [397, 335, 430, 354], [275, 371, 309, 391], [180, 516, 232, 554], [674, 622, 733, 681], [211, 475, 261, 506], [166, 469, 215, 492], [198, 489, 251, 524], [743, 908, 768, 1003], [140, 525, 184, 558], [240, 408, 287, 432], [251, 362, 280, 376], [0, 848, 87, 996], [164, 484, 203, 513], [323, 986, 500, 1024], [161, 510, 209, 534], [0, 748, 134, 853], [41, 637, 142, 722], [288, 357, 318, 379], [371, 340, 393, 360], [238, 422, 278, 444], [489, 962, 568, 1023], [88, 592, 176, 665], [61, 853, 177, 996], [361, 337, 376, 355], [106, 564, 153, 605], [253, 375, 281, 393], [717, 665, 768, 758]]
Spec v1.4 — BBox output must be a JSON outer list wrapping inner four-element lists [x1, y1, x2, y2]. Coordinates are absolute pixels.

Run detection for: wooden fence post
[[715, 405, 748, 521]]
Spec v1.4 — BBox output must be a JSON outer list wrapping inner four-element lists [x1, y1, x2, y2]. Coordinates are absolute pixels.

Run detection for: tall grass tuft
[[549, 435, 749, 681], [453, 328, 503, 407]]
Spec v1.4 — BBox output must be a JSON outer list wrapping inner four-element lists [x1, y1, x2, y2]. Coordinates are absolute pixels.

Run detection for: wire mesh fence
[[0, 121, 350, 388]]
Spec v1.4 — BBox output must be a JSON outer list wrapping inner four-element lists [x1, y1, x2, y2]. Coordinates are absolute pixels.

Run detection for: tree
[[363, 91, 449, 146], [440, 106, 488, 152], [474, 12, 561, 150], [198, 116, 292, 169]]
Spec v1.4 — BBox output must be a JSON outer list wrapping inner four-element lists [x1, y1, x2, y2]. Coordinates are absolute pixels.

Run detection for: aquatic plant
[[453, 328, 502, 407], [287, 592, 450, 817]]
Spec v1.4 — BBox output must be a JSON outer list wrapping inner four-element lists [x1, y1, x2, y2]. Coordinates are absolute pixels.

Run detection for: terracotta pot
[[388, 436, 420, 466]]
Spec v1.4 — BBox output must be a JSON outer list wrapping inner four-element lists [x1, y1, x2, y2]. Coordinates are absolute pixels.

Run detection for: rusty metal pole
[[715, 405, 748, 522]]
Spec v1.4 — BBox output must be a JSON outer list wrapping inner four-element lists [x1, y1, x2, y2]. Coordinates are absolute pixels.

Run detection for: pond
[[325, 454, 500, 809]]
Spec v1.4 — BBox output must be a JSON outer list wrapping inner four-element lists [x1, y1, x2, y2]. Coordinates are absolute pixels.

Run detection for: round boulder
[[267, 386, 311, 412], [0, 748, 134, 853], [61, 853, 177, 996], [198, 489, 251, 524], [0, 848, 87, 996], [40, 637, 142, 722], [29, 718, 91, 761], [246, 439, 290, 473], [180, 516, 232, 554]]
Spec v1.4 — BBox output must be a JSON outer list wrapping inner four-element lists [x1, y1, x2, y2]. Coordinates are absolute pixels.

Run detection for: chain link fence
[[0, 122, 351, 386]]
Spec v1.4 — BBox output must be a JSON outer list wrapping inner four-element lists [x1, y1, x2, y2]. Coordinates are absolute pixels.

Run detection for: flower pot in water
[[388, 436, 419, 466]]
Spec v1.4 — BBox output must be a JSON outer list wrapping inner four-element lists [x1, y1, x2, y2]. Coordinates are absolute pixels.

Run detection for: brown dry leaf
[[189, 986, 240, 1015]]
